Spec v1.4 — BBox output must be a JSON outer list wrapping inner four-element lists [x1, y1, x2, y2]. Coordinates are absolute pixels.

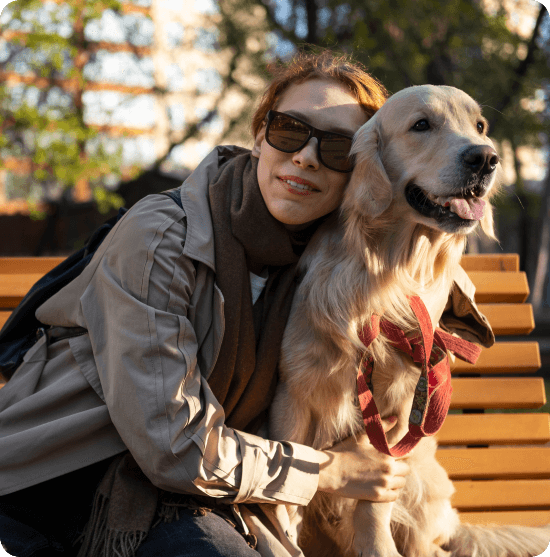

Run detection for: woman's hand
[[315, 418, 410, 502]]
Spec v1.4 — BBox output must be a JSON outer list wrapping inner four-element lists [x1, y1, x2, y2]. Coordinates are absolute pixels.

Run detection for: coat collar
[[178, 145, 251, 271]]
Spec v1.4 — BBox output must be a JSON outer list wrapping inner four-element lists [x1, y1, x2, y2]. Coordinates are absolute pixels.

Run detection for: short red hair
[[251, 50, 388, 138]]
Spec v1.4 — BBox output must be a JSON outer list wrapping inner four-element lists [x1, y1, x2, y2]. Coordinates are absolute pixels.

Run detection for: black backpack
[[0, 189, 183, 381]]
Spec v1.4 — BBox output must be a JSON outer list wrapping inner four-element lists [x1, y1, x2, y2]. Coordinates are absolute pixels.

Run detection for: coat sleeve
[[79, 194, 320, 506], [440, 265, 495, 348]]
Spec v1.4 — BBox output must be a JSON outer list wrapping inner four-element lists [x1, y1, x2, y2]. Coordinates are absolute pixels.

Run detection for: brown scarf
[[208, 151, 304, 431], [77, 152, 320, 557]]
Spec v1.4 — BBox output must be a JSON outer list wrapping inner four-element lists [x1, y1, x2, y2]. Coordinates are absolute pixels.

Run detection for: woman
[[0, 51, 409, 557]]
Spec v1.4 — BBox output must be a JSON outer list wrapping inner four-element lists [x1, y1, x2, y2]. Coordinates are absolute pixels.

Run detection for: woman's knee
[[135, 508, 259, 557]]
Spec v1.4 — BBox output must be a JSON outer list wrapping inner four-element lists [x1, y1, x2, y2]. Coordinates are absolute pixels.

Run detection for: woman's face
[[252, 78, 367, 229]]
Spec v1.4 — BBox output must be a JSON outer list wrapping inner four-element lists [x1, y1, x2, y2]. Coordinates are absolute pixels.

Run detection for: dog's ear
[[344, 119, 393, 219]]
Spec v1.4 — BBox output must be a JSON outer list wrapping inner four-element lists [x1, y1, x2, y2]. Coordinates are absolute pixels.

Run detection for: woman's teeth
[[283, 179, 316, 192]]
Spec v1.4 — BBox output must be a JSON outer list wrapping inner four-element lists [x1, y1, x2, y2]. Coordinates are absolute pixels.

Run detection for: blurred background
[[0, 0, 548, 313]]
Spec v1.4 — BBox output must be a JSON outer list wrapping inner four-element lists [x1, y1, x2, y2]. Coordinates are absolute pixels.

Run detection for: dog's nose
[[462, 145, 499, 175]]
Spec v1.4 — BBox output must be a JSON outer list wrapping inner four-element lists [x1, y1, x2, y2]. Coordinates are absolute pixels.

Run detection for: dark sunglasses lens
[[320, 135, 354, 172], [267, 114, 310, 152]]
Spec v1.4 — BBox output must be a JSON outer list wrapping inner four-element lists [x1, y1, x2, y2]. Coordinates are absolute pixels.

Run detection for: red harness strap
[[356, 295, 481, 457]]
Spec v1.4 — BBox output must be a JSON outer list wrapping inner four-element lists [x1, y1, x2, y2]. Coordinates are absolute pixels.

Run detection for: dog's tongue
[[448, 197, 485, 220]]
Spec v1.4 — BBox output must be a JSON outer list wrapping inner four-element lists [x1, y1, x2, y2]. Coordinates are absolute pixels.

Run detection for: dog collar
[[357, 295, 481, 457]]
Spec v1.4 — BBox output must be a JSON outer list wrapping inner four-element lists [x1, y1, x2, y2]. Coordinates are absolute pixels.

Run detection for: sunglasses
[[265, 110, 355, 173]]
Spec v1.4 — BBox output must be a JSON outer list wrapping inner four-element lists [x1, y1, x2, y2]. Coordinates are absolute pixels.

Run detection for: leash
[[356, 295, 481, 457]]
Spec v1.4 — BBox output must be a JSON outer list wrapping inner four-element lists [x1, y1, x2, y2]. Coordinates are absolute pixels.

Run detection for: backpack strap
[[0, 188, 184, 380], [161, 188, 183, 209]]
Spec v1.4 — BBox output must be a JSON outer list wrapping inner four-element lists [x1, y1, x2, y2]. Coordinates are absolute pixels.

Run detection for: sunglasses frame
[[265, 110, 355, 173]]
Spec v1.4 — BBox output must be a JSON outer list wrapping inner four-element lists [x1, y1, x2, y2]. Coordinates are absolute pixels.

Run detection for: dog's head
[[344, 85, 499, 237]]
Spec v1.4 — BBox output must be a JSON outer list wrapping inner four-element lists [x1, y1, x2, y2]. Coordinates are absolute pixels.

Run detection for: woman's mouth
[[279, 176, 319, 195]]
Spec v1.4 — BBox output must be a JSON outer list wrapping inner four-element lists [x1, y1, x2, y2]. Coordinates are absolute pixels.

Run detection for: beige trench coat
[[0, 145, 493, 556], [0, 146, 320, 556]]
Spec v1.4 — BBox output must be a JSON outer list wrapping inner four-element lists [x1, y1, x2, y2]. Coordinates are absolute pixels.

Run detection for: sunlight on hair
[[0, 0, 15, 21]]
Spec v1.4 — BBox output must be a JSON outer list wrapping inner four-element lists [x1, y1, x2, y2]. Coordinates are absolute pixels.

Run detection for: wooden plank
[[451, 342, 541, 375], [0, 257, 65, 274], [459, 510, 550, 527], [0, 311, 9, 329], [0, 296, 26, 309], [468, 271, 529, 303], [0, 274, 44, 308], [477, 303, 535, 335], [452, 479, 550, 510], [450, 377, 546, 409], [0, 290, 536, 335], [436, 447, 550, 479], [437, 414, 550, 446], [461, 254, 519, 272], [0, 296, 535, 337]]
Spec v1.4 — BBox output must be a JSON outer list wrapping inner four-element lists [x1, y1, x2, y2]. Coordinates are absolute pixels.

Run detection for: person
[[0, 50, 410, 557]]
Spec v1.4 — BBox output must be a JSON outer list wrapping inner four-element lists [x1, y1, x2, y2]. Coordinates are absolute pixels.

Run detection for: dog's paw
[[353, 536, 403, 557]]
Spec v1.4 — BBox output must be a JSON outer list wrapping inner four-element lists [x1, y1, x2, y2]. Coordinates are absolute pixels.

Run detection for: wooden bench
[[438, 254, 550, 527], [0, 254, 549, 527]]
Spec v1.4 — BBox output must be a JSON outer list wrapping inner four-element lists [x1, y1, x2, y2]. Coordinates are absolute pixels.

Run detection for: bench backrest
[[438, 254, 550, 527]]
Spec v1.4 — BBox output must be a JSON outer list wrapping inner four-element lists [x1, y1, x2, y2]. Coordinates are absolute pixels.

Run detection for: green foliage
[[0, 0, 124, 216], [0, 0, 546, 221], [262, 0, 548, 153], [27, 200, 47, 220], [92, 186, 125, 214]]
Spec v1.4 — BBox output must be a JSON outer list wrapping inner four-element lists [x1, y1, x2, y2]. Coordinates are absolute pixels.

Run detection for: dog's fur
[[271, 85, 550, 557]]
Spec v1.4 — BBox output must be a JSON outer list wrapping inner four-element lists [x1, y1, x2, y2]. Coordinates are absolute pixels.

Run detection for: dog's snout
[[462, 145, 499, 175]]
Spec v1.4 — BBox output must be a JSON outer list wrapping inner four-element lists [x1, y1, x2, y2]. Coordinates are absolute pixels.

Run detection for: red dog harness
[[357, 295, 481, 457]]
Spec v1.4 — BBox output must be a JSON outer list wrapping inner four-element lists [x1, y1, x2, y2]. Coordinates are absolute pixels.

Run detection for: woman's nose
[[292, 138, 320, 170]]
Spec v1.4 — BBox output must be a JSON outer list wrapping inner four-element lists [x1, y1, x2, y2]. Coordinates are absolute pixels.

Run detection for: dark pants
[[0, 458, 260, 557], [0, 457, 114, 557]]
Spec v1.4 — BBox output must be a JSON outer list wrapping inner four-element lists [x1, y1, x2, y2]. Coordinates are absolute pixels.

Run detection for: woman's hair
[[251, 50, 389, 138]]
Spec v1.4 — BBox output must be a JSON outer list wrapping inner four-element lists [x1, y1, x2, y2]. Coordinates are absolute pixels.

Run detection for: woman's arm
[[316, 430, 410, 502], [79, 194, 320, 506]]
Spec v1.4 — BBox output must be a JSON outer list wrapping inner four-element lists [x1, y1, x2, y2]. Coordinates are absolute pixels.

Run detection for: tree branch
[[489, 4, 547, 131], [150, 43, 247, 173], [259, 0, 302, 46], [305, 0, 318, 45]]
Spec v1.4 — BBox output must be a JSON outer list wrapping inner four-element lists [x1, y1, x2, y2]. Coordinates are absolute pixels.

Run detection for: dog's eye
[[477, 122, 485, 134], [412, 119, 430, 132]]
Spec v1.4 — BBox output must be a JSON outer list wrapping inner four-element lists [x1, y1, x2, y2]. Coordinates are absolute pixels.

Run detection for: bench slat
[[0, 271, 531, 307], [437, 414, 550, 445], [460, 254, 520, 272], [0, 311, 9, 329], [1, 319, 539, 375], [468, 271, 529, 303], [3, 255, 516, 275], [451, 342, 541, 375], [452, 479, 550, 510], [450, 377, 546, 409], [0, 257, 65, 274], [0, 274, 45, 308], [0, 296, 27, 309], [459, 510, 550, 527], [0, 308, 537, 340], [476, 303, 535, 335], [436, 447, 550, 479]]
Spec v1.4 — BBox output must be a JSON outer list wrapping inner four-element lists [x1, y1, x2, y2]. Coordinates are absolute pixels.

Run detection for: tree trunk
[[305, 0, 318, 44], [531, 169, 550, 313]]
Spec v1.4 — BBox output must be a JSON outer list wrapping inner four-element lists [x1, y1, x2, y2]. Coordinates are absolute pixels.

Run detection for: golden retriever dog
[[270, 85, 550, 557]]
